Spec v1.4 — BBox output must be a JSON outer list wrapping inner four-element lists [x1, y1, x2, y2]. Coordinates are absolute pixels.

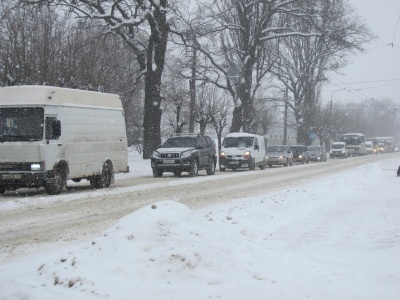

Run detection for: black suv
[[151, 134, 217, 177], [289, 145, 310, 164]]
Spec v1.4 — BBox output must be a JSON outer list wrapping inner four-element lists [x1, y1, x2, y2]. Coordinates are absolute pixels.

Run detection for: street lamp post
[[330, 88, 346, 112], [329, 88, 346, 144]]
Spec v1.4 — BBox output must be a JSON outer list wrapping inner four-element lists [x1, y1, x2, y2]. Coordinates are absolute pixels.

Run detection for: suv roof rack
[[169, 132, 208, 137]]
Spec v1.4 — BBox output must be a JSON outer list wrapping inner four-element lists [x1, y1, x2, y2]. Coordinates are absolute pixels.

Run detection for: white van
[[365, 141, 374, 155], [329, 142, 348, 158], [0, 86, 129, 195], [219, 132, 266, 171]]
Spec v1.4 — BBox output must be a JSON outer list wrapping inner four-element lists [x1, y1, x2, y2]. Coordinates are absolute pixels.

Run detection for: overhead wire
[[391, 13, 400, 45]]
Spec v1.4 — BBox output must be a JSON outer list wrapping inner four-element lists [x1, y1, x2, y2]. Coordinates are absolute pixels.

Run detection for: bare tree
[[271, 0, 374, 144], [1, 1, 144, 146], [20, 0, 170, 159], [172, 0, 323, 134]]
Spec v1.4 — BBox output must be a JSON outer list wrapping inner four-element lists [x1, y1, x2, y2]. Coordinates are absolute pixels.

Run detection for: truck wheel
[[90, 162, 113, 189], [249, 159, 256, 170], [206, 159, 216, 175], [0, 188, 5, 194], [152, 169, 163, 178], [259, 159, 266, 170], [284, 159, 288, 167], [189, 160, 198, 177], [46, 167, 65, 195], [101, 162, 113, 188]]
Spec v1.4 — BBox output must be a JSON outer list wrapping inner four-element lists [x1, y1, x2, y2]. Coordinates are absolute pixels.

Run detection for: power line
[[324, 78, 400, 85], [392, 13, 400, 45]]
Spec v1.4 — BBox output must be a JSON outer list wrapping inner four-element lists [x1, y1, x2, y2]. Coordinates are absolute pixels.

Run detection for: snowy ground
[[0, 151, 399, 300]]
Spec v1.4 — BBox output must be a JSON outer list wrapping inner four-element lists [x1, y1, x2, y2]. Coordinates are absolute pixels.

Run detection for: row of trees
[[1, 0, 375, 158]]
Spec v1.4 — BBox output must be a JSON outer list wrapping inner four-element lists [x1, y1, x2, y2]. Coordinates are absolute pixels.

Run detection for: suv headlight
[[31, 163, 44, 171], [181, 150, 193, 158], [152, 151, 160, 158], [243, 150, 251, 158]]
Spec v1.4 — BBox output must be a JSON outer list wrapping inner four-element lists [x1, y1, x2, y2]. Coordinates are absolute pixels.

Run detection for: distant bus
[[340, 133, 366, 156]]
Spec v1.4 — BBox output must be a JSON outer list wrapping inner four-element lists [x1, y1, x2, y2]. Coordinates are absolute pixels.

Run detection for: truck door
[[254, 137, 260, 162], [41, 109, 63, 171]]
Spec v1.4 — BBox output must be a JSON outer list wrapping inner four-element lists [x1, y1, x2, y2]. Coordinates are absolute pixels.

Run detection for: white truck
[[219, 132, 267, 171], [0, 86, 129, 195]]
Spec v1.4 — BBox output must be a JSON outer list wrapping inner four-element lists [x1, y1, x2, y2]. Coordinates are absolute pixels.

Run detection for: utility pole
[[189, 45, 197, 133], [283, 87, 288, 145]]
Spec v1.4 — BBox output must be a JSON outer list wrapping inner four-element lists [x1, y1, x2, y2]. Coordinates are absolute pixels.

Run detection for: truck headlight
[[243, 151, 251, 158], [220, 151, 226, 158]]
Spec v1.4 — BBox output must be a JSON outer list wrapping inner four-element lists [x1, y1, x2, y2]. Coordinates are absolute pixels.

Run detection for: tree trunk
[[230, 105, 242, 132], [142, 72, 162, 159], [141, 1, 169, 159]]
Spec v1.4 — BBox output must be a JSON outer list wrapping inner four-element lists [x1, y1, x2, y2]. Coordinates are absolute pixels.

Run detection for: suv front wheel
[[206, 159, 216, 175], [189, 160, 199, 177], [153, 169, 163, 178]]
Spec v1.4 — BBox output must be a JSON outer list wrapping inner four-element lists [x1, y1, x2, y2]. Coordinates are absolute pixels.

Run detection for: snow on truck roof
[[0, 85, 122, 110]]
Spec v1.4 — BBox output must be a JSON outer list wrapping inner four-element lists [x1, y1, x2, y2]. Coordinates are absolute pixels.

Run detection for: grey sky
[[322, 0, 400, 105]]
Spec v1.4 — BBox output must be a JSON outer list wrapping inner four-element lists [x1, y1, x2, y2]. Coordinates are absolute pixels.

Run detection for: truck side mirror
[[254, 144, 259, 150], [53, 120, 61, 137]]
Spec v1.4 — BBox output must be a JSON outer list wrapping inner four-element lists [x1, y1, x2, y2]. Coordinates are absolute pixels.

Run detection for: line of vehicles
[[1, 86, 397, 195], [151, 132, 330, 177], [151, 132, 397, 178]]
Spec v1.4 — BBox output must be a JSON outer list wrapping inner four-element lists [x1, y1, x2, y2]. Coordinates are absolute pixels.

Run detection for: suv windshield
[[289, 146, 306, 152], [222, 137, 254, 148], [307, 147, 321, 152], [0, 107, 44, 142], [267, 146, 286, 152], [163, 137, 197, 148], [331, 144, 344, 149]]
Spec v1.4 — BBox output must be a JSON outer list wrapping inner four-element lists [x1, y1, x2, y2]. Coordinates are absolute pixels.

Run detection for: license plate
[[163, 159, 175, 164], [229, 161, 239, 165], [2, 174, 22, 180], [242, 164, 249, 167]]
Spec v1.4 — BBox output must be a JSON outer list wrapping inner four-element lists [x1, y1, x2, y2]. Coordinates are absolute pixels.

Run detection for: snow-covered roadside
[[0, 156, 399, 299]]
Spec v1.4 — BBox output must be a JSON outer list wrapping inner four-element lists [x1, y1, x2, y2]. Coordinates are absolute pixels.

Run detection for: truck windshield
[[223, 137, 254, 148], [0, 107, 44, 142]]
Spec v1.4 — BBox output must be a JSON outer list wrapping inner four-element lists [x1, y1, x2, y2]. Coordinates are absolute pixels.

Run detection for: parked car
[[289, 145, 310, 164], [307, 146, 327, 162], [265, 145, 293, 167], [151, 134, 217, 177], [329, 142, 348, 158]]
